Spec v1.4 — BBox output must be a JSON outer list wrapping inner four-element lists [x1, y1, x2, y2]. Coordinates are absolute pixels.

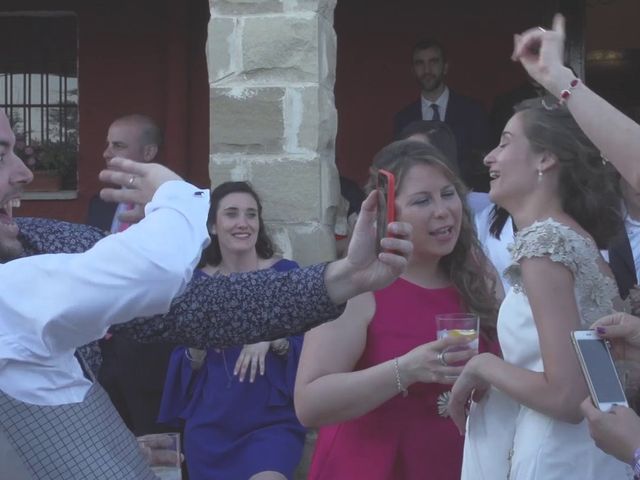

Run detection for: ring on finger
[[437, 351, 449, 367], [128, 175, 136, 186], [537, 26, 546, 32]]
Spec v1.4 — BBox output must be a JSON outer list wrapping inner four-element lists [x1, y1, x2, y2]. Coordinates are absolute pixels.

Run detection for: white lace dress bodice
[[461, 219, 632, 480]]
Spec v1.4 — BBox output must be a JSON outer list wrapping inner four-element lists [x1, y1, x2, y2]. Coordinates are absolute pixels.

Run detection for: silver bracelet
[[393, 357, 408, 397]]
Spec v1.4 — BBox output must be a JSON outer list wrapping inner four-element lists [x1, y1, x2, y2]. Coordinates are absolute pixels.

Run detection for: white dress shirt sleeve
[[0, 180, 210, 359]]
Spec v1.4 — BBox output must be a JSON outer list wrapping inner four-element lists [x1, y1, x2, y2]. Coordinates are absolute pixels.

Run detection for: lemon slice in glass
[[448, 329, 477, 340]]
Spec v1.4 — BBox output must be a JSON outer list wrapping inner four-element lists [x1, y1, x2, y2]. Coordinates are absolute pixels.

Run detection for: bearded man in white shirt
[[0, 106, 211, 479], [0, 108, 414, 479]]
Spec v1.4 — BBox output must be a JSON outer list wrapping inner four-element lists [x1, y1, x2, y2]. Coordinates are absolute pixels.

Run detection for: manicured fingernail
[[596, 327, 606, 335]]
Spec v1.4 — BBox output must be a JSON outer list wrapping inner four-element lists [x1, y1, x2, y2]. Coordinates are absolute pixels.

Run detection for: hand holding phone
[[376, 169, 396, 254], [572, 330, 628, 412]]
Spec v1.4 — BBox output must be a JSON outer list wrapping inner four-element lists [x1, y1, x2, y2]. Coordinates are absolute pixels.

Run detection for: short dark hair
[[411, 39, 447, 63], [200, 181, 275, 267], [397, 120, 458, 173], [114, 114, 163, 148]]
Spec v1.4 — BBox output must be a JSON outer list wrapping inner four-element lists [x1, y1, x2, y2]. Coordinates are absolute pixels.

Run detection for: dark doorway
[[586, 0, 640, 120], [333, 0, 584, 186]]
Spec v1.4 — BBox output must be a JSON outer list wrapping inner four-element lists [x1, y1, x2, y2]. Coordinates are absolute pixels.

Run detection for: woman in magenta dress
[[295, 140, 501, 480]]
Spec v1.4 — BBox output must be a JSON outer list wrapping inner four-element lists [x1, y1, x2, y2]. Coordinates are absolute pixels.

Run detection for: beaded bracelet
[[393, 357, 408, 397], [633, 447, 640, 479], [559, 78, 580, 105], [542, 78, 580, 110]]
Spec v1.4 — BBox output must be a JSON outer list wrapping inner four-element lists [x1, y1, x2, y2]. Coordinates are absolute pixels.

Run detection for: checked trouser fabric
[[0, 383, 158, 479]]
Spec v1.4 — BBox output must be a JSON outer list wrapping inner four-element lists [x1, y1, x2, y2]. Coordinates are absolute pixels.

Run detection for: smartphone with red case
[[376, 169, 396, 254]]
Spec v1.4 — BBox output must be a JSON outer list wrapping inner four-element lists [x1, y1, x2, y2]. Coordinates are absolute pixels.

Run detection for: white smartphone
[[571, 330, 628, 412]]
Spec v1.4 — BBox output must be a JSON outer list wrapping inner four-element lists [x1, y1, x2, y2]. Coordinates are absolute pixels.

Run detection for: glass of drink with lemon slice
[[436, 313, 479, 356]]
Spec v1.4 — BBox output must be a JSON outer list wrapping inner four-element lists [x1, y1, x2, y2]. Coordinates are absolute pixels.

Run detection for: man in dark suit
[[610, 178, 640, 300], [609, 229, 636, 300], [393, 39, 491, 191], [86, 114, 161, 232], [86, 114, 177, 436]]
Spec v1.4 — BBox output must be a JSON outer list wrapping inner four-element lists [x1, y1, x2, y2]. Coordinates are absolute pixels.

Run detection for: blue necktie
[[431, 104, 441, 122]]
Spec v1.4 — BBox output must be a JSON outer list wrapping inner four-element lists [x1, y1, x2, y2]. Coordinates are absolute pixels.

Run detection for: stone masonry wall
[[208, 0, 339, 265]]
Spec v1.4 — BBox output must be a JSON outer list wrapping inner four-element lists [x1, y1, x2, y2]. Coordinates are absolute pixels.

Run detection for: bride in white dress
[[447, 95, 632, 479]]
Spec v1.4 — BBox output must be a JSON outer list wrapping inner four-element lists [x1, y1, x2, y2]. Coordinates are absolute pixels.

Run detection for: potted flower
[[15, 136, 77, 192]]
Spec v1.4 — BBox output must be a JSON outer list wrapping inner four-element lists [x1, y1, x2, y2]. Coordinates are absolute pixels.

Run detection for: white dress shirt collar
[[421, 86, 450, 121]]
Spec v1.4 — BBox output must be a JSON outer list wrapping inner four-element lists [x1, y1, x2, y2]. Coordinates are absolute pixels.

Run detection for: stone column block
[[211, 0, 336, 18], [318, 15, 336, 84], [242, 15, 319, 82], [211, 87, 285, 154], [213, 0, 284, 15], [207, 16, 238, 83], [286, 0, 336, 19], [208, 0, 339, 264], [251, 159, 322, 222], [268, 222, 337, 265], [319, 154, 340, 225], [292, 86, 336, 154], [210, 155, 324, 223], [210, 153, 339, 225]]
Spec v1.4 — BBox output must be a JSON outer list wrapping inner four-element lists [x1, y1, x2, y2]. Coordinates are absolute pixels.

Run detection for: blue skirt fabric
[[158, 259, 306, 480]]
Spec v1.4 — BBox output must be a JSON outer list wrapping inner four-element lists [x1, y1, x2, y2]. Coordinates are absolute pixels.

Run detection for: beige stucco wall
[[207, 0, 339, 265]]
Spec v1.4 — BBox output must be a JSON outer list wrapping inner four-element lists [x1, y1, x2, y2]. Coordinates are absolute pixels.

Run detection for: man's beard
[[419, 75, 444, 94]]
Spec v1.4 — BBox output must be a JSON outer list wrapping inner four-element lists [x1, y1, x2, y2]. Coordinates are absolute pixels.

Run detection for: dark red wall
[[7, 0, 210, 222], [334, 0, 551, 185]]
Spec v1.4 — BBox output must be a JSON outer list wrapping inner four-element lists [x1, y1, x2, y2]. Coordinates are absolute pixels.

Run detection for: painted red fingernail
[[596, 327, 606, 335]]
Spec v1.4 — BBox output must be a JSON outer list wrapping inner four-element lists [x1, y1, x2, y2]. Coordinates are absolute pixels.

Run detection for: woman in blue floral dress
[[158, 182, 306, 480]]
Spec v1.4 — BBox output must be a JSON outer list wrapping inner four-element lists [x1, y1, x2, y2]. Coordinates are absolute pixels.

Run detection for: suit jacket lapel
[[609, 229, 638, 298], [444, 90, 459, 127], [409, 100, 422, 122]]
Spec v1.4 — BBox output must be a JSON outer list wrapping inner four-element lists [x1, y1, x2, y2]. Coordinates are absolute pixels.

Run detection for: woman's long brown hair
[[368, 140, 499, 340]]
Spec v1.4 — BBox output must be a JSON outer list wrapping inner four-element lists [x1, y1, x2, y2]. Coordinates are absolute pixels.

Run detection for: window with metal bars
[[0, 13, 78, 192]]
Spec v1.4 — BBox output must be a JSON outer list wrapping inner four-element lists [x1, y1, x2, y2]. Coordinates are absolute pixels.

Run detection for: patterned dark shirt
[[15, 217, 345, 352]]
